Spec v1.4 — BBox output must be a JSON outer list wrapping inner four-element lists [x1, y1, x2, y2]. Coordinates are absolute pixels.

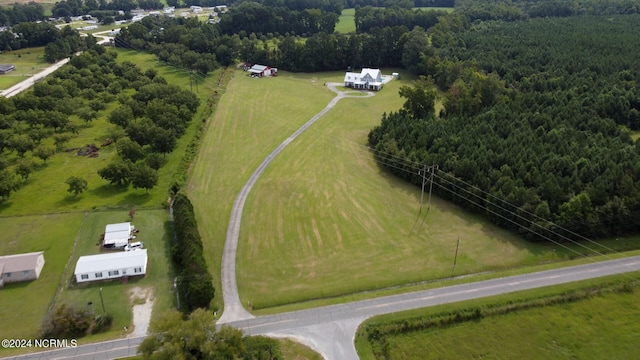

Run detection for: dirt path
[[218, 83, 375, 324], [128, 287, 154, 338]]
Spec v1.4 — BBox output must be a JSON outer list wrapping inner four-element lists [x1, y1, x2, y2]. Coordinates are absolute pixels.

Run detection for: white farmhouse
[[74, 249, 147, 283], [344, 68, 383, 91]]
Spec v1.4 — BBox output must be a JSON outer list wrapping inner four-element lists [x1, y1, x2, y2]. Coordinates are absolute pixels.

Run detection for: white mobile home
[[103, 222, 135, 248], [74, 249, 147, 283]]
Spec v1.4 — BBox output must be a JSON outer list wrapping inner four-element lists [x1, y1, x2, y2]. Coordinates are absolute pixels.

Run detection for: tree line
[[0, 2, 44, 26], [456, 0, 640, 23], [115, 13, 462, 73], [218, 1, 339, 36], [369, 15, 640, 241], [171, 193, 216, 312], [354, 5, 448, 33]]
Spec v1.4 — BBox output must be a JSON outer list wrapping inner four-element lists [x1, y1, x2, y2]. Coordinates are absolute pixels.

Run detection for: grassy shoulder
[[356, 274, 640, 360]]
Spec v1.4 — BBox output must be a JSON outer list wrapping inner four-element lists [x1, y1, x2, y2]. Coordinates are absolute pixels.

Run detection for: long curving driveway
[[218, 83, 374, 324]]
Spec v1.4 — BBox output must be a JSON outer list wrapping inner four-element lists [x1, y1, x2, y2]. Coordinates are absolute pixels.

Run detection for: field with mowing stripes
[[189, 69, 581, 312]]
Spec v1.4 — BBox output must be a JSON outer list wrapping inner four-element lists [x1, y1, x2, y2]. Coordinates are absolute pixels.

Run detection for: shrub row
[[362, 280, 639, 359], [172, 193, 215, 312], [171, 67, 231, 195]]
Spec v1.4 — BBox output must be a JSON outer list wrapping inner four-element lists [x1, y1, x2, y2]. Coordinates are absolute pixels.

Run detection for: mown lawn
[[54, 210, 174, 344], [0, 213, 85, 342], [235, 70, 565, 310], [188, 69, 337, 312], [358, 276, 640, 360]]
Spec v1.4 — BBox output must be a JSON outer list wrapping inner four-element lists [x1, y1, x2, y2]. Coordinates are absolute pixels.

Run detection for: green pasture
[[188, 69, 338, 311], [0, 50, 217, 216], [0, 47, 48, 90], [233, 70, 582, 310], [356, 274, 640, 360], [0, 213, 84, 342], [336, 8, 356, 33]]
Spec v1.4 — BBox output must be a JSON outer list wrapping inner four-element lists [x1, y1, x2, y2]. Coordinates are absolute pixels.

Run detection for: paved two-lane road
[[3, 255, 639, 360]]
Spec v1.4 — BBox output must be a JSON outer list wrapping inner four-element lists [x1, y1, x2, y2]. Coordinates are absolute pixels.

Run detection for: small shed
[[0, 251, 45, 287], [248, 64, 276, 77], [0, 64, 15, 74], [74, 249, 147, 283]]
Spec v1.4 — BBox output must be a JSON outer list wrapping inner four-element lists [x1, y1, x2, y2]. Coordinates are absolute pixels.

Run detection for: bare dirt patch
[[127, 286, 154, 338]]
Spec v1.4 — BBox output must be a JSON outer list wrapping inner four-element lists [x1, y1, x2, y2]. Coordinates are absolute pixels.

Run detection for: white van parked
[[124, 241, 144, 251]]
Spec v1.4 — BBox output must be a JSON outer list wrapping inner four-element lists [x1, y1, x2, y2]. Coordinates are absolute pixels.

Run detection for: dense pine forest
[[369, 15, 640, 240]]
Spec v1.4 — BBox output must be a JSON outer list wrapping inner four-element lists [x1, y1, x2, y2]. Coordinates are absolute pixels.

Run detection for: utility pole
[[194, 71, 198, 94], [451, 236, 460, 277], [418, 164, 438, 213], [99, 287, 106, 314], [427, 163, 437, 211], [418, 164, 427, 214]]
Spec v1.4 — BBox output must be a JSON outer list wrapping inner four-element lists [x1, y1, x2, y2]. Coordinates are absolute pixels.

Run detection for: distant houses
[[344, 68, 383, 91], [0, 64, 15, 75], [0, 251, 45, 287], [74, 249, 148, 283]]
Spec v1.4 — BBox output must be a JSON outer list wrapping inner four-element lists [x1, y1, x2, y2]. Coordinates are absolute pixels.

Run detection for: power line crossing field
[[189, 69, 593, 312]]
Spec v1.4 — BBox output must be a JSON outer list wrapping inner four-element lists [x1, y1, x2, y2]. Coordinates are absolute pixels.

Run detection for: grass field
[[356, 275, 640, 360], [188, 69, 337, 312], [0, 213, 85, 341], [336, 7, 454, 34], [187, 68, 606, 312], [233, 71, 584, 310], [336, 8, 356, 33], [0, 47, 48, 90]]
